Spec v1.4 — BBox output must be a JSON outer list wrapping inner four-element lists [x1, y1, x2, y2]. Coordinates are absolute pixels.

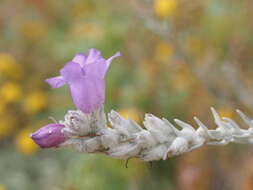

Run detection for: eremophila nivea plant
[[31, 49, 253, 162]]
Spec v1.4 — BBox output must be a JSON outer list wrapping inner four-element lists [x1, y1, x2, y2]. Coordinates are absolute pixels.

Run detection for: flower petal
[[85, 51, 121, 79], [84, 59, 107, 79], [45, 76, 66, 88], [72, 53, 87, 67], [70, 77, 105, 113], [106, 52, 121, 70], [85, 48, 105, 65], [45, 49, 120, 113], [60, 61, 84, 83]]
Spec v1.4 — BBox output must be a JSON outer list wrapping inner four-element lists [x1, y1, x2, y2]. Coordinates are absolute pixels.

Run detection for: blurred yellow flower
[[0, 101, 6, 114], [72, 1, 94, 17], [0, 82, 22, 103], [142, 60, 160, 78], [0, 184, 5, 190], [20, 21, 46, 41], [0, 115, 16, 139], [186, 37, 204, 56], [154, 0, 177, 18], [23, 91, 48, 114], [218, 107, 234, 119], [70, 22, 104, 40], [16, 128, 38, 155], [118, 108, 142, 123], [0, 53, 23, 79], [170, 65, 197, 91], [155, 42, 173, 62]]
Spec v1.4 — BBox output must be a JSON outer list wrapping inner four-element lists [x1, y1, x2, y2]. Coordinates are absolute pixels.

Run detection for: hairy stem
[[59, 107, 253, 161]]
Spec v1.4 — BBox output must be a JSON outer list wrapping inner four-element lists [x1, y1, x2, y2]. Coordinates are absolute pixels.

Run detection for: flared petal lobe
[[105, 52, 121, 72], [85, 48, 104, 65], [72, 53, 87, 67], [31, 124, 66, 148], [45, 76, 66, 88], [60, 61, 84, 83], [84, 51, 121, 79]]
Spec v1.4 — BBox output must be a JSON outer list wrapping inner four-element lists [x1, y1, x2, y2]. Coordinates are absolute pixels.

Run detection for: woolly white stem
[[59, 107, 253, 161]]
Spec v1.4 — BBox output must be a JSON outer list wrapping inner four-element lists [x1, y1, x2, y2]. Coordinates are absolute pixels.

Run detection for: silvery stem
[[59, 107, 253, 162]]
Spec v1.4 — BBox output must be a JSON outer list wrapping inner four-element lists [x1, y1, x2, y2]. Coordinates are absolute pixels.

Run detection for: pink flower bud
[[31, 124, 66, 148]]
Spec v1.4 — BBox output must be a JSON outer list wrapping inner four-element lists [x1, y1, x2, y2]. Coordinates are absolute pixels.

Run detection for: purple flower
[[31, 123, 66, 148], [46, 48, 120, 113]]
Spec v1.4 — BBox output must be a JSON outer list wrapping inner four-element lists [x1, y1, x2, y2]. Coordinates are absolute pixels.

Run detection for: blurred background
[[1, 0, 253, 189]]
